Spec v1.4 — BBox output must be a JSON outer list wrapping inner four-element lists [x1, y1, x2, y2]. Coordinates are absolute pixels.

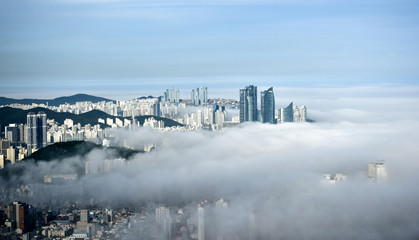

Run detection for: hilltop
[[0, 141, 143, 181], [0, 107, 114, 128], [23, 141, 142, 162], [135, 115, 183, 128]]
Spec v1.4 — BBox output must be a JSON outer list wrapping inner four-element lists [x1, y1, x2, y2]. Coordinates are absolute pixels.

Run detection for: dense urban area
[[0, 86, 388, 240]]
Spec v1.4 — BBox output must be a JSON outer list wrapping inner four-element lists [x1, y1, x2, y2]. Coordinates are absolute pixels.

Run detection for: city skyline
[[1, 0, 419, 239]]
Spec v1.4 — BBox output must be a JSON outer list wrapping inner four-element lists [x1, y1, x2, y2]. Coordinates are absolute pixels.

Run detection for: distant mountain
[[0, 93, 115, 106], [0, 107, 116, 128], [0, 107, 184, 129], [137, 95, 161, 100]]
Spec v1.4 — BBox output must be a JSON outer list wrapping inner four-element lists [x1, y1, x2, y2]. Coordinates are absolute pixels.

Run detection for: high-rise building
[[215, 199, 228, 240], [196, 88, 200, 105], [281, 102, 294, 123], [198, 200, 226, 240], [175, 89, 180, 103], [0, 155, 5, 169], [261, 87, 275, 124], [191, 87, 209, 105], [368, 163, 388, 181], [196, 109, 202, 126], [6, 202, 36, 233], [300, 105, 307, 122], [26, 112, 47, 154], [6, 146, 16, 164], [198, 204, 205, 240], [292, 105, 307, 122], [5, 124, 19, 146], [191, 89, 196, 105], [0, 139, 11, 156], [155, 207, 172, 238], [214, 110, 225, 130], [169, 88, 174, 103], [164, 87, 180, 103], [203, 87, 208, 103], [240, 85, 258, 123], [293, 105, 300, 122], [18, 124, 25, 143], [153, 100, 161, 117]]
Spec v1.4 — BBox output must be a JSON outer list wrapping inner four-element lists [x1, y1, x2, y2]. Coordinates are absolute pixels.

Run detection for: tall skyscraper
[[26, 112, 47, 154], [175, 89, 180, 103], [198, 204, 205, 240], [203, 87, 208, 103], [300, 105, 307, 122], [281, 102, 294, 123], [18, 124, 25, 143], [261, 87, 275, 124], [191, 87, 209, 105], [153, 99, 161, 117], [164, 87, 180, 103], [169, 88, 174, 103], [191, 89, 196, 105], [239, 85, 258, 123]]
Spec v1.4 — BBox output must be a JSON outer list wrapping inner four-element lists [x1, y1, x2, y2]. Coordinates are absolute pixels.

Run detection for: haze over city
[[1, 0, 419, 240]]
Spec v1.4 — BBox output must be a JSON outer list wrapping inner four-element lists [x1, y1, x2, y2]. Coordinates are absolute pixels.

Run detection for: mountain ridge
[[0, 93, 115, 106], [0, 107, 183, 130]]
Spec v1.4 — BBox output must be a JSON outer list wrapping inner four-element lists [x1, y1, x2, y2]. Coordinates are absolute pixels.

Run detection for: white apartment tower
[[368, 162, 388, 181], [198, 204, 205, 240]]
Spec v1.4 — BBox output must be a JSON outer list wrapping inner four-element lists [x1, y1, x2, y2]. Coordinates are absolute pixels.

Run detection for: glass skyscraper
[[261, 87, 275, 123], [282, 102, 294, 122], [239, 85, 258, 123]]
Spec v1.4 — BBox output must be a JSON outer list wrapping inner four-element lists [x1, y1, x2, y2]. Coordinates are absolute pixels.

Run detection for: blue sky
[[0, 0, 418, 99]]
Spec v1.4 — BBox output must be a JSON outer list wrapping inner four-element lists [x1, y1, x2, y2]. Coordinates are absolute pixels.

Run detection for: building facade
[[261, 87, 275, 124], [239, 85, 258, 123], [26, 112, 47, 154]]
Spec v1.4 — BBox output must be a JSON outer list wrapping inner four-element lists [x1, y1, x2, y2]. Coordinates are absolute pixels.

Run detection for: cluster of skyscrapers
[[0, 85, 308, 166], [163, 87, 180, 104], [240, 85, 306, 124], [0, 112, 47, 167], [279, 102, 307, 123], [191, 87, 208, 106], [240, 85, 276, 124]]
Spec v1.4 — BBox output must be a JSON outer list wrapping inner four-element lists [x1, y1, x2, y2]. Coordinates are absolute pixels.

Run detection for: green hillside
[[135, 115, 183, 127], [23, 141, 142, 162], [0, 141, 143, 181]]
